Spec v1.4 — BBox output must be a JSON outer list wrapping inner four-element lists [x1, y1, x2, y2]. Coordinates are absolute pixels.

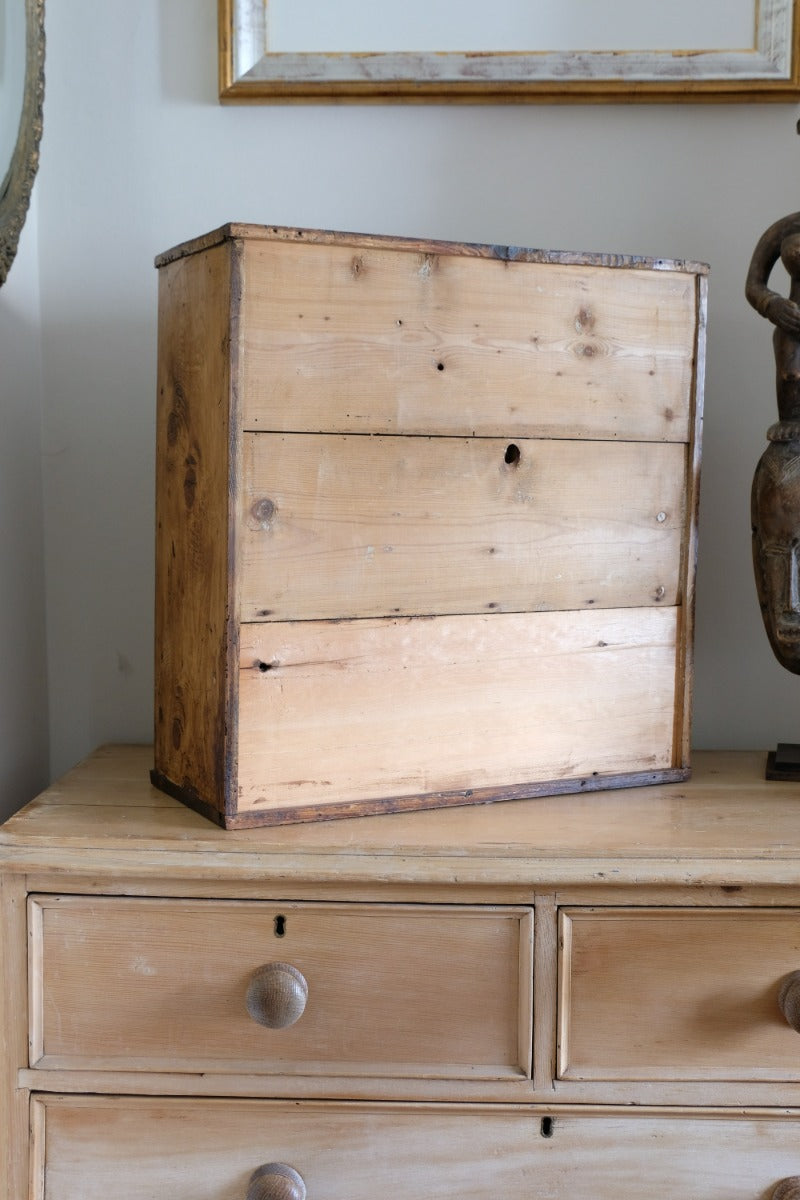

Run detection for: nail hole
[[504, 443, 521, 466], [436, 361, 445, 371], [258, 661, 272, 673], [274, 915, 286, 937], [540, 1117, 554, 1138]]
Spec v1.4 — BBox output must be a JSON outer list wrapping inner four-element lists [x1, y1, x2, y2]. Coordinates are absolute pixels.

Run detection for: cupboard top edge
[[153, 222, 710, 277]]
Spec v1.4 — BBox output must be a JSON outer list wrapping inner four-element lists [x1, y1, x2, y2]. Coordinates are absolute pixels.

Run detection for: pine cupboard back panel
[[151, 224, 706, 827]]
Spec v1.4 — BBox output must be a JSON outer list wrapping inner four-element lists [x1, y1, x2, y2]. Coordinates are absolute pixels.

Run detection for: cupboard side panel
[[153, 244, 237, 819]]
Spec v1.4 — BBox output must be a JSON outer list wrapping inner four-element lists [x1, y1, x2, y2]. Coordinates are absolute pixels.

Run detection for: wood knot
[[252, 498, 276, 527], [575, 307, 595, 333]]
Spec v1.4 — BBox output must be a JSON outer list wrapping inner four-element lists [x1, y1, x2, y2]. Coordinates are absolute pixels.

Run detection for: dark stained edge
[[150, 768, 227, 828], [155, 222, 709, 277], [150, 766, 691, 830]]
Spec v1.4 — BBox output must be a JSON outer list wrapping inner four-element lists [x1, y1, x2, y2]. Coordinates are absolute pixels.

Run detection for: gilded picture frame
[[219, 0, 800, 103]]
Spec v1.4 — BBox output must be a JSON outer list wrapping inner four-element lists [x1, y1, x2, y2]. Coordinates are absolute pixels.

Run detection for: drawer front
[[240, 432, 687, 623], [29, 898, 532, 1080], [33, 1096, 800, 1200], [238, 239, 698, 442], [559, 907, 800, 1081]]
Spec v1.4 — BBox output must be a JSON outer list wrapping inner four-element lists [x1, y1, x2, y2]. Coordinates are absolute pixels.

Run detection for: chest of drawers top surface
[[152, 224, 706, 830], [3, 745, 800, 889]]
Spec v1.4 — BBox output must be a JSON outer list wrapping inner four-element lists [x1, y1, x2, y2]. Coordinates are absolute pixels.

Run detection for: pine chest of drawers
[[6, 746, 800, 1199], [151, 224, 706, 828]]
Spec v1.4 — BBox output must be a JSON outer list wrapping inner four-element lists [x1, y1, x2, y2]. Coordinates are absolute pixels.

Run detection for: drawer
[[29, 897, 532, 1080], [559, 907, 800, 1081], [32, 1095, 800, 1200]]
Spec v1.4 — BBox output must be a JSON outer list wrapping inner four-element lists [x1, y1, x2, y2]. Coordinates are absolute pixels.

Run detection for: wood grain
[[239, 239, 697, 441], [240, 433, 686, 621]]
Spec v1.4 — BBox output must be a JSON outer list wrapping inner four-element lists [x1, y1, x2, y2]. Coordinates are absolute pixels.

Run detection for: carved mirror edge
[[0, 0, 45, 287]]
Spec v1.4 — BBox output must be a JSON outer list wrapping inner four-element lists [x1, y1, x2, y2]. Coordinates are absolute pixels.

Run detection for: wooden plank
[[240, 433, 686, 621], [559, 907, 800, 1081], [236, 606, 679, 817], [36, 1096, 800, 1200], [239, 239, 697, 441], [152, 241, 238, 817]]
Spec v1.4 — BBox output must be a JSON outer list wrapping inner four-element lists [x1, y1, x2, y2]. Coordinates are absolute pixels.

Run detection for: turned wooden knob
[[245, 962, 308, 1029], [772, 1178, 800, 1200], [779, 971, 800, 1031], [246, 1163, 306, 1200]]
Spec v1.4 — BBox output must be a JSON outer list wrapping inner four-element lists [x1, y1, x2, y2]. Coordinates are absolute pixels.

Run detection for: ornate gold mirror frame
[[219, 0, 800, 102], [0, 0, 44, 286]]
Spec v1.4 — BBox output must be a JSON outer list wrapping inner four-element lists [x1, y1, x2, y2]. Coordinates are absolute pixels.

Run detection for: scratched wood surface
[[240, 433, 686, 621], [238, 238, 697, 441], [236, 607, 679, 818]]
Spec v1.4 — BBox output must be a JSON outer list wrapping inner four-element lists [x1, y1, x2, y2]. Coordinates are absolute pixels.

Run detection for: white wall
[[30, 0, 800, 782], [0, 196, 48, 816]]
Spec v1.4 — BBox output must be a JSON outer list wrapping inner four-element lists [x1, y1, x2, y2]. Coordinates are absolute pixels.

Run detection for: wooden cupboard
[[152, 225, 706, 827]]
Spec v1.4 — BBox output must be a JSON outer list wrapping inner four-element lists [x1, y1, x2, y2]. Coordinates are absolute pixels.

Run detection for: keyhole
[[540, 1116, 554, 1138], [274, 915, 286, 937], [504, 443, 521, 466]]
